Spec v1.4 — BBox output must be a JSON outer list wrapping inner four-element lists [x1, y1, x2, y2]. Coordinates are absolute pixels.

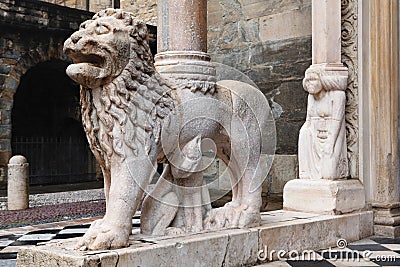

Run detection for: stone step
[[17, 210, 373, 267]]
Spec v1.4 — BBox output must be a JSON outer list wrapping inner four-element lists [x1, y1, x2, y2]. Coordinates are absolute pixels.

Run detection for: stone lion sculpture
[[64, 9, 271, 250]]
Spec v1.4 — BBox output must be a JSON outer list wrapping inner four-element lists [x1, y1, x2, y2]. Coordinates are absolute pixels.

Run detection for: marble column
[[154, 0, 216, 93], [283, 0, 366, 214], [366, 0, 400, 237]]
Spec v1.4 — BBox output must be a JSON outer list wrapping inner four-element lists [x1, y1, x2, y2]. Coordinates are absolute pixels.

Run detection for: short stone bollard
[[7, 155, 29, 210]]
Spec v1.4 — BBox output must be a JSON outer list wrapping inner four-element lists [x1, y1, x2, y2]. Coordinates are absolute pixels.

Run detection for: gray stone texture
[[208, 0, 312, 154]]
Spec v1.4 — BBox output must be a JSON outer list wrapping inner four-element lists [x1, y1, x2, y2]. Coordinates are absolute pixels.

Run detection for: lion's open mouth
[[65, 49, 112, 88], [68, 52, 106, 68]]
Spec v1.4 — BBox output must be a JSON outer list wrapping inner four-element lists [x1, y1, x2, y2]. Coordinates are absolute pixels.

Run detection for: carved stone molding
[[341, 0, 359, 178], [154, 51, 216, 93]]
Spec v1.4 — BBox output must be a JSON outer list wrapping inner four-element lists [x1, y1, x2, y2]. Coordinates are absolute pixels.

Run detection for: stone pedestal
[[16, 210, 373, 267], [283, 179, 365, 214]]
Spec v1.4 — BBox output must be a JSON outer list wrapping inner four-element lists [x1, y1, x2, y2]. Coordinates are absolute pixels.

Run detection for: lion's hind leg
[[204, 122, 263, 230]]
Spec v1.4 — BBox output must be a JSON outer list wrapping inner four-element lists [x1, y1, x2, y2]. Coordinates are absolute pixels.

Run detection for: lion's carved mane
[[77, 9, 174, 179]]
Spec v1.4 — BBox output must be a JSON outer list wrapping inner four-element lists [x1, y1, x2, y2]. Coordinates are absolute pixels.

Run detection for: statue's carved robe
[[299, 90, 348, 179]]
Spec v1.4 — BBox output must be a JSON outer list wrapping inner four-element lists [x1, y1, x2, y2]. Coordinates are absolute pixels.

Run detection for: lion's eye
[[95, 24, 110, 35]]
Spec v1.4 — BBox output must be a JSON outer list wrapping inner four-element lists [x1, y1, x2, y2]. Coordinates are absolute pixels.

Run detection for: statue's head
[[303, 67, 323, 95], [303, 65, 348, 95], [63, 9, 150, 88]]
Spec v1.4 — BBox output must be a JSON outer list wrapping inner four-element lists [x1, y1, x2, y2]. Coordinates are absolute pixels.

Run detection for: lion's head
[[63, 9, 174, 178], [64, 9, 152, 88]]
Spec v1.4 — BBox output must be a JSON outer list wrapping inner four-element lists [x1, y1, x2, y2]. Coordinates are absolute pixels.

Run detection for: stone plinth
[[7, 155, 29, 210], [17, 210, 373, 266], [283, 179, 365, 214], [373, 202, 400, 237]]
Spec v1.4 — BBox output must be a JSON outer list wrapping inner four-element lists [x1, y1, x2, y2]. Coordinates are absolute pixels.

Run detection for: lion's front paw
[[203, 204, 261, 230], [75, 219, 130, 250]]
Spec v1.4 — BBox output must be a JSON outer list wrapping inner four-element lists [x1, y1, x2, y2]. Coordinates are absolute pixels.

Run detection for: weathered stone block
[[283, 179, 366, 214], [0, 74, 6, 85], [275, 120, 304, 154], [3, 76, 18, 91], [259, 6, 311, 42], [360, 211, 374, 238], [0, 125, 11, 139], [0, 64, 10, 74], [268, 155, 298, 193], [223, 228, 259, 266], [249, 37, 312, 66], [241, 0, 311, 20], [0, 150, 11, 166], [208, 10, 225, 28], [0, 99, 12, 111], [0, 139, 10, 151]]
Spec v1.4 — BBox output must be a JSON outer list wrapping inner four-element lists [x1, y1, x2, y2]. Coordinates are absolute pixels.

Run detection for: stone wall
[[120, 0, 157, 25], [0, 0, 94, 186], [208, 0, 311, 155], [207, 0, 311, 191]]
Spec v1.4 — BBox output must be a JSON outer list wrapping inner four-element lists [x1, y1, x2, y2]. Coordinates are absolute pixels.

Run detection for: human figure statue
[[298, 64, 349, 180]]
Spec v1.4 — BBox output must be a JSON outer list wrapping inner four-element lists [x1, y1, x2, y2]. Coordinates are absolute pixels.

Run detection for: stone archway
[[11, 59, 97, 185], [0, 43, 68, 186]]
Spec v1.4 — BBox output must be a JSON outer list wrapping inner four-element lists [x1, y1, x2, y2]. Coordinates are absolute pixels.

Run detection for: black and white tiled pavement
[[1, 218, 400, 267], [0, 216, 140, 267]]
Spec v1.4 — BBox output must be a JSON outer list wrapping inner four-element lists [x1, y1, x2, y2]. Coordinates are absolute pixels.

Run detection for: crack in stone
[[221, 234, 230, 266], [114, 251, 120, 267]]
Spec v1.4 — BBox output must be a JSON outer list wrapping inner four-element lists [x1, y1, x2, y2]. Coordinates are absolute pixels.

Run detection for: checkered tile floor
[[1, 218, 400, 267], [0, 216, 140, 267]]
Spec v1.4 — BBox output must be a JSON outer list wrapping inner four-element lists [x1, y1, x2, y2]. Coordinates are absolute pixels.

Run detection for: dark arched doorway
[[11, 59, 96, 185]]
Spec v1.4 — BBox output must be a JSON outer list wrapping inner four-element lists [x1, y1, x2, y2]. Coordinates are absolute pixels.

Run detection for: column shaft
[[368, 0, 400, 237], [157, 0, 207, 53], [155, 0, 215, 93], [312, 0, 342, 64]]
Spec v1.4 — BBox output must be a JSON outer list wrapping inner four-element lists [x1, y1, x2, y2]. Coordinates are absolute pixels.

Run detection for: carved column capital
[[304, 63, 348, 94], [154, 51, 216, 93]]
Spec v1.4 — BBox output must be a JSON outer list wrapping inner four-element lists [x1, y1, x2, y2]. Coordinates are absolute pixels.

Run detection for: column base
[[373, 202, 400, 237], [283, 179, 366, 214], [154, 51, 216, 93]]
